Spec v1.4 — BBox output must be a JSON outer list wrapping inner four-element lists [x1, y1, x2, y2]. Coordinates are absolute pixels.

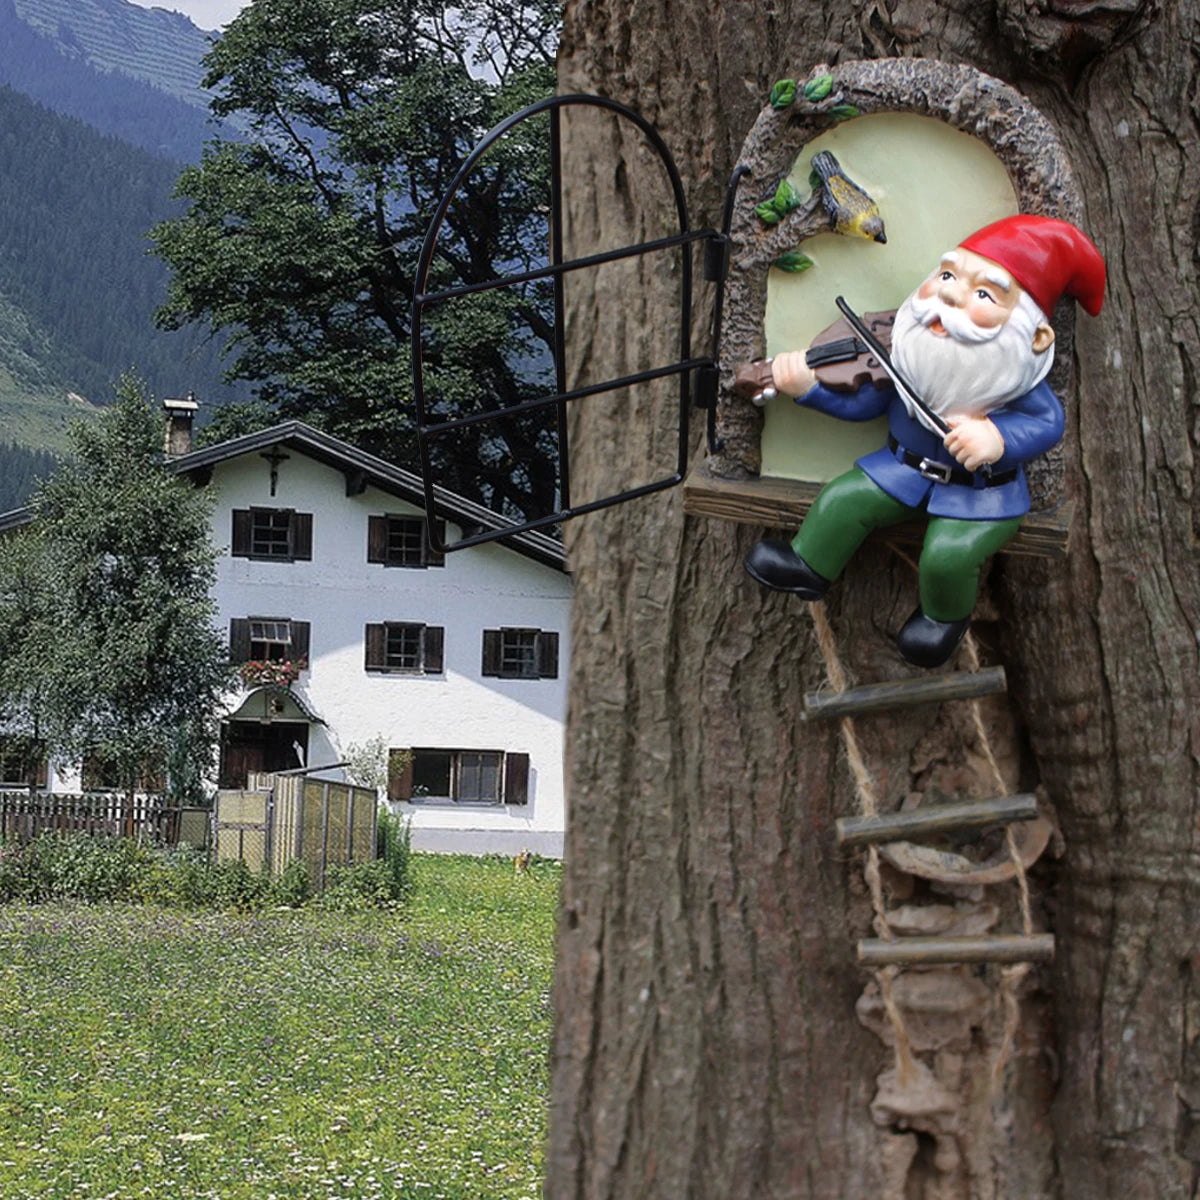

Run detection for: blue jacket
[[797, 378, 1065, 521]]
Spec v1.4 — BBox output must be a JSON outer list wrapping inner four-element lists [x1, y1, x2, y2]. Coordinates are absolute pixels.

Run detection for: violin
[[732, 309, 897, 401], [804, 309, 896, 392]]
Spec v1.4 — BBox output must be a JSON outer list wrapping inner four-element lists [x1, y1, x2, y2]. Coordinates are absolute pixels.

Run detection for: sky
[[127, 0, 249, 31]]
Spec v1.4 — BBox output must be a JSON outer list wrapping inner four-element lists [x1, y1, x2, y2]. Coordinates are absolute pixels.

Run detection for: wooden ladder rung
[[837, 794, 1038, 848], [803, 666, 1006, 721], [857, 933, 1055, 966]]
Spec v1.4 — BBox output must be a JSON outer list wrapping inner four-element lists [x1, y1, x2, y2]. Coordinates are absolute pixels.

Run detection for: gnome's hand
[[770, 351, 816, 398], [944, 415, 1004, 472]]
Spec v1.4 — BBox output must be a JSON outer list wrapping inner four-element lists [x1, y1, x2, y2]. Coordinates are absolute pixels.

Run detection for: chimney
[[163, 392, 199, 457]]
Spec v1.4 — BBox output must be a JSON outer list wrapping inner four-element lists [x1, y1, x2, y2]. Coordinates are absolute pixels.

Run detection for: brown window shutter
[[367, 515, 388, 564], [34, 754, 48, 789], [537, 631, 559, 679], [423, 625, 444, 673], [504, 752, 530, 806], [231, 510, 252, 557], [293, 512, 313, 561], [388, 749, 414, 802], [481, 629, 501, 676], [229, 618, 251, 664], [290, 620, 311, 665], [364, 623, 386, 670]]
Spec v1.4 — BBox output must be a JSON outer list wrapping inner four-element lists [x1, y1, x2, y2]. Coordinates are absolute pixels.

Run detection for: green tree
[[152, 0, 562, 524], [0, 378, 229, 803], [0, 520, 56, 786], [548, 3, 1200, 1197]]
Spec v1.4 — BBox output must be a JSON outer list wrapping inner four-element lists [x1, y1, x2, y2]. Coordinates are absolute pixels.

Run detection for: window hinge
[[703, 234, 729, 283], [694, 363, 719, 411]]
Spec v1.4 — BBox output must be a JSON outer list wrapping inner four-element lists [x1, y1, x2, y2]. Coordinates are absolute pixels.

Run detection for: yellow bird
[[811, 151, 887, 244]]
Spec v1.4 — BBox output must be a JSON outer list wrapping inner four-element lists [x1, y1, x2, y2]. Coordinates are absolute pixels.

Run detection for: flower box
[[238, 659, 306, 687]]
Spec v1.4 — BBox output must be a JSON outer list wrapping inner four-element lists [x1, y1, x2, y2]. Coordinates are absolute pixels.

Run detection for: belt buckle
[[917, 457, 953, 484]]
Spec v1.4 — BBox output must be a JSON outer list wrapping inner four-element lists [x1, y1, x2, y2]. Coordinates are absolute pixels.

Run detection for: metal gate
[[411, 93, 742, 552]]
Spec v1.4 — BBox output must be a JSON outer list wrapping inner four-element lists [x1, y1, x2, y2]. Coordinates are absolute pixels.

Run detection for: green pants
[[792, 468, 1022, 622]]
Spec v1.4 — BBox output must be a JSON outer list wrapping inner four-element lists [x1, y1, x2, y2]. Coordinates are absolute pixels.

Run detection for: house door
[[219, 721, 309, 788]]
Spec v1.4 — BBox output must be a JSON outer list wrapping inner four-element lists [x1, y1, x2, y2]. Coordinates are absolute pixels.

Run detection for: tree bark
[[549, 3, 1200, 1198]]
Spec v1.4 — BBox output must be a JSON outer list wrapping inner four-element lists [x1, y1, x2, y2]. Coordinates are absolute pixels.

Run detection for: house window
[[229, 617, 311, 667], [388, 747, 529, 806], [481, 628, 559, 680], [364, 623, 444, 674], [0, 736, 48, 788], [457, 752, 502, 803], [81, 751, 165, 794], [231, 508, 313, 562], [250, 619, 293, 662], [367, 515, 446, 568]]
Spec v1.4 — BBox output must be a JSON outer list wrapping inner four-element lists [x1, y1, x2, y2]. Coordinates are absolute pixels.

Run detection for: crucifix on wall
[[259, 446, 290, 496]]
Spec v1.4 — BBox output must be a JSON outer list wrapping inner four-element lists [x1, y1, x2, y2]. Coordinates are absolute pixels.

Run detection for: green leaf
[[830, 104, 860, 122], [802, 74, 834, 101], [773, 179, 803, 214], [808, 169, 822, 191], [769, 79, 797, 109], [772, 252, 816, 274], [755, 202, 782, 225]]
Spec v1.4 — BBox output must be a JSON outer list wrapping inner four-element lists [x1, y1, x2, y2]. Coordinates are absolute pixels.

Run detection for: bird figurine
[[810, 151, 887, 244]]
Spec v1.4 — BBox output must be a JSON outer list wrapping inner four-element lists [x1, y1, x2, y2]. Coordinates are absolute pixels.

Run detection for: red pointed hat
[[960, 215, 1105, 319]]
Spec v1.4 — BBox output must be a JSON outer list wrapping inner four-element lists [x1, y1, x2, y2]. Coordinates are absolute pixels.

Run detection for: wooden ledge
[[683, 463, 1073, 560]]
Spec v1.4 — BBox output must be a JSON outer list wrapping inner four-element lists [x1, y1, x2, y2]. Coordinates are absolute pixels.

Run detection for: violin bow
[[833, 296, 951, 436]]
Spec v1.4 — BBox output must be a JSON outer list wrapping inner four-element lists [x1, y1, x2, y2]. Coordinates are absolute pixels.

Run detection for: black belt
[[887, 435, 1017, 488]]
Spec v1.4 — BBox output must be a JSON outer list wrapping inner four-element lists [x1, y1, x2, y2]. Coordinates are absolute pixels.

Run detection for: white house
[[2, 413, 572, 859]]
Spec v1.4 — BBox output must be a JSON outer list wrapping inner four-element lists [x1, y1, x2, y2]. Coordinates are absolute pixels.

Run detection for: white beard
[[890, 288, 1054, 435]]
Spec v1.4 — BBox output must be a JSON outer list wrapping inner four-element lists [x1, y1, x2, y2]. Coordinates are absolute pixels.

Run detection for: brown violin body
[[805, 309, 896, 392]]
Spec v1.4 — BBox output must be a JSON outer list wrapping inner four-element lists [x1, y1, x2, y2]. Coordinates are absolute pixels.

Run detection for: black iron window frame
[[411, 93, 742, 554]]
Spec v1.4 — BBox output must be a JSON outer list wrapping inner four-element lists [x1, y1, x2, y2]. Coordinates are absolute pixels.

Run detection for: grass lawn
[[0, 853, 560, 1200]]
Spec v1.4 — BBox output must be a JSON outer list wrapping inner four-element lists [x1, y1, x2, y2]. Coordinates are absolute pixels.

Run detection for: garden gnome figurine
[[741, 215, 1105, 668]]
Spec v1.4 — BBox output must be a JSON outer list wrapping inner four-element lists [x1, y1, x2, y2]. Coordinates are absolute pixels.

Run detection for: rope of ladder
[[808, 598, 1040, 1087]]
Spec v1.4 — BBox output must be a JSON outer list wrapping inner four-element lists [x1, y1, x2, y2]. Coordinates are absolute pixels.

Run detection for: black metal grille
[[411, 93, 737, 554]]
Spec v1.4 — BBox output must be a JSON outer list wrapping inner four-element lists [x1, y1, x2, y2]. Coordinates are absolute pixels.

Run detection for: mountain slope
[[12, 0, 215, 110], [0, 0, 233, 160], [0, 85, 245, 445]]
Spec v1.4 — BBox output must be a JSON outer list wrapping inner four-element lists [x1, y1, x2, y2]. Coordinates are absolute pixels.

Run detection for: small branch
[[733, 195, 833, 270]]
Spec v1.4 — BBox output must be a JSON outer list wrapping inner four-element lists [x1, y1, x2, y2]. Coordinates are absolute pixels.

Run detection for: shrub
[[0, 834, 146, 903], [272, 859, 311, 908], [132, 844, 211, 908], [0, 841, 36, 902], [134, 848, 313, 910], [36, 834, 146, 901], [197, 858, 273, 911], [317, 860, 403, 911], [0, 830, 407, 912], [376, 808, 413, 902]]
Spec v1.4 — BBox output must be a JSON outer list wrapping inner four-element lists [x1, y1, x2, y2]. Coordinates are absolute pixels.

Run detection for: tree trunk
[[548, 3, 1200, 1198]]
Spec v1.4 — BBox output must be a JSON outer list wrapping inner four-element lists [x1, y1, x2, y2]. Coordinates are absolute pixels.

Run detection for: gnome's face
[[890, 246, 1058, 425]]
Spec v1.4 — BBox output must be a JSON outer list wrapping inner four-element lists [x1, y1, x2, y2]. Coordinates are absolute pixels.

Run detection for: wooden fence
[[0, 790, 211, 847], [215, 774, 377, 890]]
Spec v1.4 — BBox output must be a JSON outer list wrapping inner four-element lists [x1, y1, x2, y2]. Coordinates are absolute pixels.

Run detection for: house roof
[[0, 420, 568, 573], [175, 421, 567, 572], [0, 506, 31, 534]]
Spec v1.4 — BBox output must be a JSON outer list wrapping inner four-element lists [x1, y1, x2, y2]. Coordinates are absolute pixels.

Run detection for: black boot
[[743, 540, 831, 599], [895, 606, 970, 669]]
